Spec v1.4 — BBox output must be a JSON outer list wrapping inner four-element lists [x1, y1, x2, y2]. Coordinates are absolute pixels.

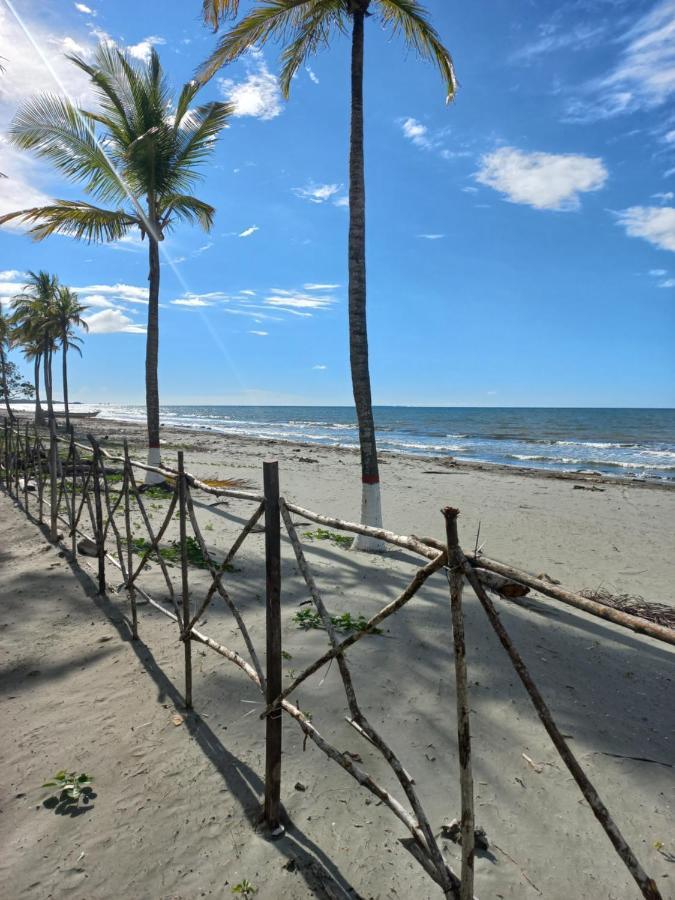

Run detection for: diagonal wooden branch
[[459, 557, 662, 900], [261, 550, 447, 718], [186, 500, 264, 630], [183, 482, 265, 685], [279, 499, 452, 890]]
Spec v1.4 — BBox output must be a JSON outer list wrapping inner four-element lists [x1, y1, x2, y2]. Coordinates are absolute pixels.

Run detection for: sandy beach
[[1, 419, 673, 899]]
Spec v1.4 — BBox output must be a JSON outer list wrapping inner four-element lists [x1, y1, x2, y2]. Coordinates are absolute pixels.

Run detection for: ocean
[[97, 405, 675, 483]]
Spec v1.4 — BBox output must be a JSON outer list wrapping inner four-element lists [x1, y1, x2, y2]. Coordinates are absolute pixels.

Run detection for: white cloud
[[79, 293, 119, 309], [653, 191, 675, 203], [170, 297, 213, 307], [293, 182, 341, 204], [567, 1, 675, 120], [74, 3, 94, 14], [249, 330, 268, 336], [659, 277, 675, 287], [239, 225, 259, 238], [312, 364, 327, 370], [475, 147, 608, 211], [418, 233, 445, 240], [333, 195, 349, 208], [304, 283, 339, 291], [401, 117, 431, 149], [617, 206, 675, 252], [83, 309, 145, 334], [0, 269, 23, 281], [306, 66, 319, 85], [219, 50, 282, 120], [240, 289, 256, 296], [127, 35, 165, 63], [649, 268, 667, 276], [264, 289, 335, 312], [513, 23, 606, 62], [73, 282, 149, 304]]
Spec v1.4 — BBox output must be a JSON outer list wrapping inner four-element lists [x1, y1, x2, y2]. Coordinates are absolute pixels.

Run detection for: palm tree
[[11, 271, 59, 425], [52, 286, 88, 432], [199, 1, 456, 549], [0, 302, 15, 422], [0, 44, 233, 475]]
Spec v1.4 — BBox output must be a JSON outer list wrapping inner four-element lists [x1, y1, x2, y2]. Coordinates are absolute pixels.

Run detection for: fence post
[[3, 418, 8, 493], [443, 506, 475, 900], [123, 440, 138, 640], [89, 435, 106, 594], [23, 422, 29, 513], [178, 451, 193, 708], [48, 418, 58, 541], [263, 459, 283, 836]]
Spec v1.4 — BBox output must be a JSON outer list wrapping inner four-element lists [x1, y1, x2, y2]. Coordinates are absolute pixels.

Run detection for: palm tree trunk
[[0, 347, 14, 422], [62, 343, 70, 432], [34, 355, 44, 424], [144, 228, 163, 482], [349, 7, 384, 552]]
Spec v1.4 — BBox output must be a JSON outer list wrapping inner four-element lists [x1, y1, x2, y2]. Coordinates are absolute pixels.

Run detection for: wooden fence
[[0, 416, 669, 900]]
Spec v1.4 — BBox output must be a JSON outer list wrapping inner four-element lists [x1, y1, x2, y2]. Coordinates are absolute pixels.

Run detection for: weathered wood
[[177, 452, 192, 710], [460, 557, 662, 900], [88, 435, 106, 594], [48, 420, 59, 541], [443, 507, 475, 900], [263, 460, 283, 835], [122, 441, 138, 639], [261, 549, 447, 719]]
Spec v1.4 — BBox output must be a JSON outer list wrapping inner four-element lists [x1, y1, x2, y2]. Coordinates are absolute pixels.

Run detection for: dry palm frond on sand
[[580, 589, 675, 629]]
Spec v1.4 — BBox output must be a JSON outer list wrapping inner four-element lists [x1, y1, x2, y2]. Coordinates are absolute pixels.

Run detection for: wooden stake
[[23, 423, 29, 512], [443, 507, 475, 900], [48, 419, 58, 541], [2, 418, 8, 493], [123, 440, 138, 640], [263, 460, 283, 836], [178, 451, 192, 709], [88, 435, 106, 594]]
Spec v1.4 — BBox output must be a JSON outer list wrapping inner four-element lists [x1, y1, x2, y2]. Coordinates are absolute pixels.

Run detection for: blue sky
[[0, 0, 674, 407]]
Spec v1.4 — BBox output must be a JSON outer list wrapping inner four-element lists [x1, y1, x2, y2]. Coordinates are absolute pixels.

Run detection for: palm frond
[[173, 101, 234, 180], [9, 94, 127, 203], [202, 0, 241, 30], [0, 202, 137, 243], [376, 0, 457, 101], [159, 194, 216, 232], [174, 79, 202, 127], [197, 0, 316, 82], [279, 2, 345, 97]]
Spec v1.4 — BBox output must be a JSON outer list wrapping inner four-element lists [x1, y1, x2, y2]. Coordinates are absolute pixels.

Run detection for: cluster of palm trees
[[0, 0, 455, 546], [0, 272, 88, 432]]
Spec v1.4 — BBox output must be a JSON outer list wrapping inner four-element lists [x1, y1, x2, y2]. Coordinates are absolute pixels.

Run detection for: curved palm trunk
[[62, 343, 70, 432], [144, 229, 163, 483], [0, 347, 15, 422], [349, 8, 384, 552], [34, 355, 45, 424]]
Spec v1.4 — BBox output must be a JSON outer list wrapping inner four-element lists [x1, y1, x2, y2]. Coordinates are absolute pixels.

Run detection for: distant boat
[[7, 401, 101, 419]]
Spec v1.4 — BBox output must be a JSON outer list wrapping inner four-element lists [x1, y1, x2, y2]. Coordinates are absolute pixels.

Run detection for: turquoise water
[[98, 405, 675, 482]]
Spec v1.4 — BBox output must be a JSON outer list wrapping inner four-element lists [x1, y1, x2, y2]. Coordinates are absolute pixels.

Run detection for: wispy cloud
[[617, 206, 675, 252], [168, 283, 338, 322], [219, 48, 282, 120], [171, 297, 213, 307], [566, 0, 675, 121], [306, 66, 319, 85], [475, 147, 608, 211], [249, 330, 268, 336], [74, 282, 149, 305], [658, 277, 675, 287], [418, 233, 445, 240], [239, 225, 259, 238], [293, 182, 341, 204], [401, 117, 432, 149], [649, 268, 668, 276], [513, 22, 606, 63], [74, 3, 95, 14], [304, 283, 339, 291], [312, 364, 327, 370]]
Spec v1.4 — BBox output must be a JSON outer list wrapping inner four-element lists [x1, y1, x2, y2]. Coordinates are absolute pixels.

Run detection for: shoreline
[[90, 415, 675, 492]]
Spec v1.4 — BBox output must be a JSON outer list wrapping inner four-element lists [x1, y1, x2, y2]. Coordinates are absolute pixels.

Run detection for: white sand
[[0, 420, 673, 899]]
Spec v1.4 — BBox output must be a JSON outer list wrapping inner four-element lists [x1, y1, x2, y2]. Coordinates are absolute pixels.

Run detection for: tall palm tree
[[11, 271, 59, 425], [0, 44, 233, 475], [200, 1, 456, 549], [0, 302, 15, 422], [52, 286, 89, 432]]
